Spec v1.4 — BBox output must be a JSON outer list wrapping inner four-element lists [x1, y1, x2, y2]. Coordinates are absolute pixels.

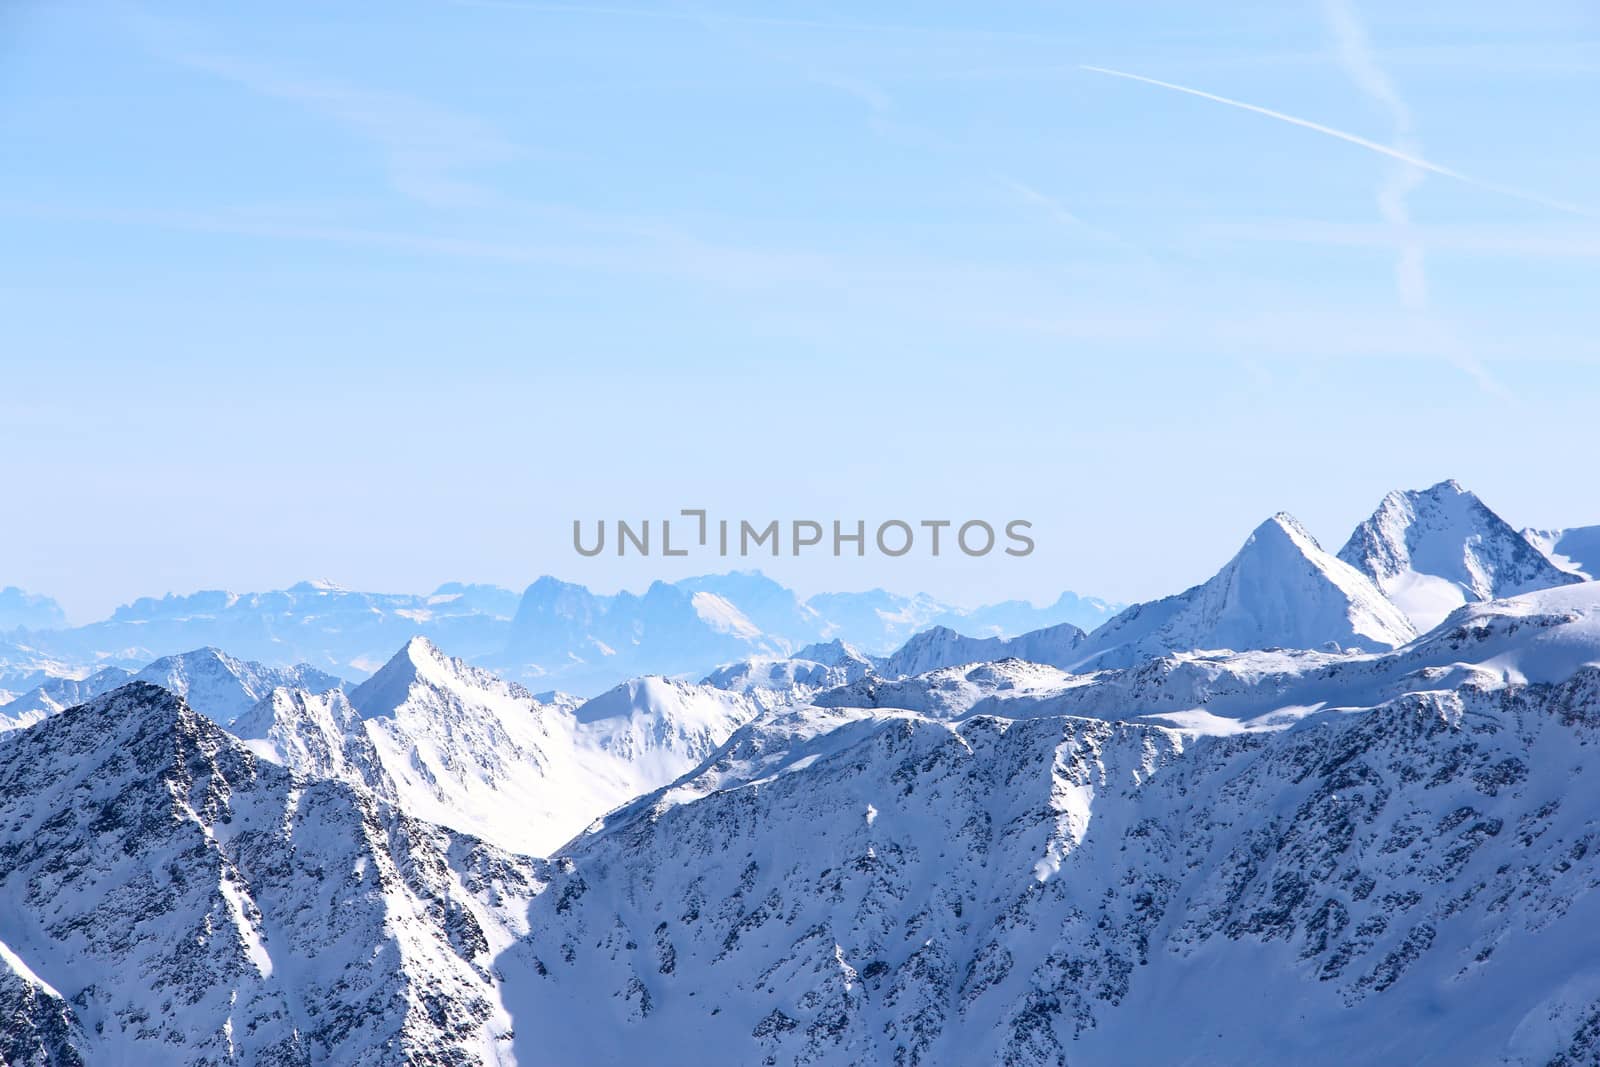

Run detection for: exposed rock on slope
[[0, 683, 544, 1066]]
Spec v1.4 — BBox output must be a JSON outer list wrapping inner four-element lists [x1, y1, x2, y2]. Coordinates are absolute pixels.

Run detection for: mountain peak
[[350, 636, 530, 722], [1339, 481, 1581, 631], [1250, 511, 1319, 549], [1070, 512, 1414, 670]]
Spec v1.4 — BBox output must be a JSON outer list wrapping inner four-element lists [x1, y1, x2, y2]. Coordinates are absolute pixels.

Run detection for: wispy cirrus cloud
[[178, 53, 526, 208], [124, 14, 528, 209]]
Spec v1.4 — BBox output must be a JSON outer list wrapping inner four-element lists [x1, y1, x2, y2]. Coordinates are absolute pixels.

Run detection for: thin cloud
[[1323, 0, 1426, 309], [1317, 0, 1505, 396], [1000, 177, 1083, 228], [179, 53, 526, 208], [1079, 64, 1593, 218], [997, 176, 1160, 265], [123, 13, 528, 209]]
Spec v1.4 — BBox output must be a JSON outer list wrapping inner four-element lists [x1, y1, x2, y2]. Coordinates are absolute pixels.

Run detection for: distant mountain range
[[0, 573, 1120, 698]]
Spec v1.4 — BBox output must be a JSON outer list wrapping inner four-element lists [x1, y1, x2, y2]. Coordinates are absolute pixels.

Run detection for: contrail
[[1079, 64, 1592, 218]]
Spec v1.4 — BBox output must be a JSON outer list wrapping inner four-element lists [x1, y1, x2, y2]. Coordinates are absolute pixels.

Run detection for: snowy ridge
[[875, 621, 1087, 678], [811, 581, 1600, 733], [0, 647, 343, 733], [132, 646, 345, 725], [230, 685, 391, 795], [701, 640, 876, 707], [0, 664, 133, 731], [1524, 524, 1600, 581]]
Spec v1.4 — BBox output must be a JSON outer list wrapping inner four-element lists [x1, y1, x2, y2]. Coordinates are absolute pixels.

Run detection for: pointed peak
[[363, 635, 457, 687], [350, 636, 529, 719], [1244, 512, 1321, 554], [401, 634, 444, 662]]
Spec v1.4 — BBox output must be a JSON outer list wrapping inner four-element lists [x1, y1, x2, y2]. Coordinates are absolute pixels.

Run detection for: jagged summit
[[1070, 511, 1415, 671], [877, 621, 1087, 678], [1339, 480, 1582, 631], [792, 637, 871, 666]]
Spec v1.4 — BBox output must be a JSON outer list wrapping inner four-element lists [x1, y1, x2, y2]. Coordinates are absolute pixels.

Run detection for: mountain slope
[[0, 665, 133, 731], [130, 646, 344, 724], [0, 683, 544, 1066], [702, 639, 876, 704], [504, 658, 1600, 1066], [230, 685, 391, 793], [1070, 513, 1415, 671], [1339, 480, 1582, 631], [0, 647, 344, 733], [808, 582, 1600, 736], [245, 637, 761, 855]]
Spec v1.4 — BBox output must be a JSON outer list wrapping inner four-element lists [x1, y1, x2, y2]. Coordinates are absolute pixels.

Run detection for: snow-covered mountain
[[0, 573, 1120, 698], [703, 639, 877, 703], [703, 622, 1088, 710], [876, 621, 1087, 678], [0, 646, 342, 732], [12, 487, 1600, 1064], [811, 582, 1600, 730], [133, 646, 345, 724], [243, 637, 759, 855], [0, 664, 133, 731], [501, 582, 1600, 1066], [1069, 513, 1415, 671], [1524, 524, 1600, 580], [1339, 480, 1583, 631], [495, 576, 791, 694], [0, 683, 546, 1066], [0, 641, 86, 707], [230, 685, 389, 789]]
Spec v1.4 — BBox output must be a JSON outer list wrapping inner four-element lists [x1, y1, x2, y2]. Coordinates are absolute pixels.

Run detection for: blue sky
[[3, 1, 1598, 622]]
